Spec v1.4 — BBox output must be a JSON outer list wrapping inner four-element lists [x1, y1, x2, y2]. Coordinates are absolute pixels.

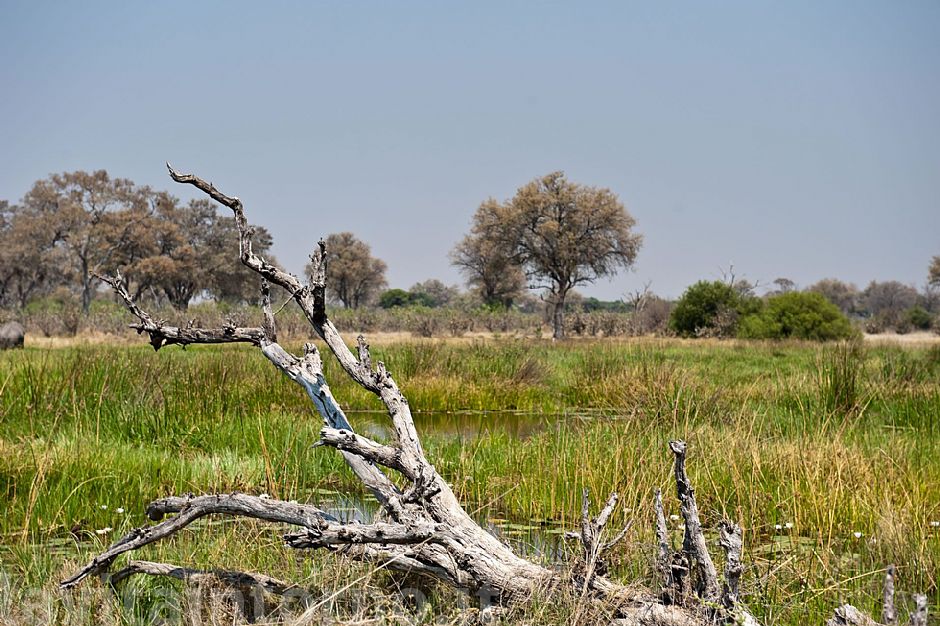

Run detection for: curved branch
[[63, 493, 448, 590], [95, 271, 264, 350], [166, 164, 427, 473], [62, 493, 338, 588], [318, 427, 410, 477], [95, 269, 406, 518], [108, 560, 297, 596]]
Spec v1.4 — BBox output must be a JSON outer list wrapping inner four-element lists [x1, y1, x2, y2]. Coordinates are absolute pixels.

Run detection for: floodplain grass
[[0, 338, 938, 624]]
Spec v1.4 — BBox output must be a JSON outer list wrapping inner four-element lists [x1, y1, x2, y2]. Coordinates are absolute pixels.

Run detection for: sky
[[1, 1, 938, 300]]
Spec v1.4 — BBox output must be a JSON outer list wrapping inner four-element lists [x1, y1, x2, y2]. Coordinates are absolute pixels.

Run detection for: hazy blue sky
[[2, 2, 938, 299]]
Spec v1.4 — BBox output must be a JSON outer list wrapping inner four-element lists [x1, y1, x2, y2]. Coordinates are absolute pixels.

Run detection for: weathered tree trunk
[[60, 165, 920, 626], [552, 289, 568, 339]]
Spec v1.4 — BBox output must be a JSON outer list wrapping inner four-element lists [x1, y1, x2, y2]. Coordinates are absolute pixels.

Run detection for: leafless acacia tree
[[62, 165, 920, 626]]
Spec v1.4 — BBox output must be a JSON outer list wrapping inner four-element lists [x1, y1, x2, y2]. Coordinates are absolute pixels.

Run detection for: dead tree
[[60, 165, 906, 625]]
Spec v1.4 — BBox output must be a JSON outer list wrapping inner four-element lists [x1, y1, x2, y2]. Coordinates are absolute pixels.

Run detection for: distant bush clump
[[738, 292, 858, 341], [669, 280, 759, 337]]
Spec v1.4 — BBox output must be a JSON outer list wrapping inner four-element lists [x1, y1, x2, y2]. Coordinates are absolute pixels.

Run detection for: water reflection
[[310, 486, 570, 562]]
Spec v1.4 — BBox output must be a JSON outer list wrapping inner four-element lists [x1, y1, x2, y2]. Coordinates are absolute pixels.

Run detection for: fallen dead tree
[[61, 165, 924, 625]]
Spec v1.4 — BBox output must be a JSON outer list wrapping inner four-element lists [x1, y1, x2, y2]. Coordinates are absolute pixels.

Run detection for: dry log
[[68, 163, 918, 625]]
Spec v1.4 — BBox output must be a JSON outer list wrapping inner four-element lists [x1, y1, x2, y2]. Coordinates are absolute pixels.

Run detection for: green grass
[[1, 338, 938, 624]]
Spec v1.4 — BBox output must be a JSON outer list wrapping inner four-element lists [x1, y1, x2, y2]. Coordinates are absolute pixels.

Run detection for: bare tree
[[306, 232, 386, 309], [62, 165, 911, 626], [473, 172, 641, 338], [624, 280, 653, 314], [860, 280, 918, 321], [807, 278, 859, 317]]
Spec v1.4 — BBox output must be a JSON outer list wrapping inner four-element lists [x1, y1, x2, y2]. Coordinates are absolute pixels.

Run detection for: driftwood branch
[[108, 560, 296, 596], [94, 271, 264, 350], [57, 164, 872, 626]]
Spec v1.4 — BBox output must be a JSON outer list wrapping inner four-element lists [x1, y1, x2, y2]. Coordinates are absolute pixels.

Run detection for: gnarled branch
[[94, 271, 264, 350]]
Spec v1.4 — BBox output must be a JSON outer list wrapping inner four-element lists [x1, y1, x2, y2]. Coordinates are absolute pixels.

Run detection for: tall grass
[[1, 339, 938, 624]]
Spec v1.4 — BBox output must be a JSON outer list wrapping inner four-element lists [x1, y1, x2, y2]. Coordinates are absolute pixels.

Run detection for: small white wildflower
[[259, 493, 271, 500], [95, 527, 113, 535], [853, 531, 862, 539], [116, 507, 125, 514], [930, 521, 940, 528], [784, 522, 793, 529], [669, 514, 680, 522], [288, 500, 298, 505], [99, 505, 108, 510], [774, 524, 782, 531]]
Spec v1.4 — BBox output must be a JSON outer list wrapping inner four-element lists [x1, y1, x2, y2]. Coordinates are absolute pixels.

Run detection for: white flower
[[99, 505, 108, 510], [784, 522, 793, 529], [930, 521, 940, 528], [116, 507, 125, 514], [853, 531, 862, 539], [95, 527, 113, 535], [259, 493, 271, 500], [669, 514, 680, 522], [288, 500, 298, 505], [774, 524, 782, 531]]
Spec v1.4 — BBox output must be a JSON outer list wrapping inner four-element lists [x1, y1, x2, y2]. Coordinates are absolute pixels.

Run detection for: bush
[[378, 289, 413, 309], [904, 306, 933, 331], [668, 281, 758, 338], [738, 292, 858, 341]]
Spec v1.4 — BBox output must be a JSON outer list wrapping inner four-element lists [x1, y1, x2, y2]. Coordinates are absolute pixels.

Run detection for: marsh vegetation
[[1, 338, 938, 623]]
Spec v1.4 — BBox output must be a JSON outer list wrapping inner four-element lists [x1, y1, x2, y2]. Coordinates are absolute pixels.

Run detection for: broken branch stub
[[669, 439, 720, 603]]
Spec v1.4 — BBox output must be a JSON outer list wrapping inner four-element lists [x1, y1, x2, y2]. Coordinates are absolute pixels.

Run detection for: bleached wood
[[718, 520, 743, 608], [668, 440, 720, 602], [883, 564, 897, 626], [108, 560, 296, 596]]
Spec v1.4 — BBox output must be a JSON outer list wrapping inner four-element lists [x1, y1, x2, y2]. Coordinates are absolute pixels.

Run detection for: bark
[[552, 289, 568, 340], [910, 595, 927, 626]]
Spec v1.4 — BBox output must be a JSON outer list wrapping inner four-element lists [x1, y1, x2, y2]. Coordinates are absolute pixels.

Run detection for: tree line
[[2, 169, 938, 340], [0, 171, 272, 313]]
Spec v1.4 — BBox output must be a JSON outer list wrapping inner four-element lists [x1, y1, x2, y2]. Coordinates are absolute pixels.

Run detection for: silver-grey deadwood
[[60, 164, 917, 625]]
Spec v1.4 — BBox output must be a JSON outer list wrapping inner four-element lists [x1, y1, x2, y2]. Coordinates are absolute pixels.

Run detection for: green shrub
[[378, 288, 413, 309], [668, 280, 759, 337], [738, 292, 858, 341], [904, 306, 933, 331]]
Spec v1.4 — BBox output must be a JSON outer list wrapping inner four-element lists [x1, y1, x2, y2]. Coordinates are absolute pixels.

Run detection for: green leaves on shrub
[[738, 292, 858, 341], [668, 280, 759, 337]]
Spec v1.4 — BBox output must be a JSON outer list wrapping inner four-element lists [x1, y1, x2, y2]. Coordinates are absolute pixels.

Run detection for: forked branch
[[94, 271, 264, 350]]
